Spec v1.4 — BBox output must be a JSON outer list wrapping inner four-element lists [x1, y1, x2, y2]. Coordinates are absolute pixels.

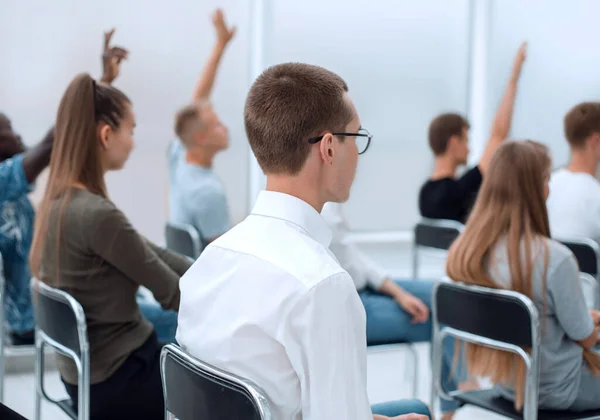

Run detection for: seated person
[[169, 9, 235, 243], [177, 63, 430, 419], [30, 72, 191, 420], [322, 203, 465, 419], [419, 42, 527, 223], [447, 140, 600, 412], [547, 102, 600, 244], [0, 119, 53, 346]]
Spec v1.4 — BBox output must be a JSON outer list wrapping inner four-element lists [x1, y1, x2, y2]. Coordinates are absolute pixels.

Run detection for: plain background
[[3, 0, 600, 252]]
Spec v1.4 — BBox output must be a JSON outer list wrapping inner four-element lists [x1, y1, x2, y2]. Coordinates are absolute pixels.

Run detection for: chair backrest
[[557, 237, 600, 277], [433, 282, 537, 348], [160, 344, 271, 420], [165, 222, 203, 259], [414, 218, 464, 251], [32, 279, 88, 357]]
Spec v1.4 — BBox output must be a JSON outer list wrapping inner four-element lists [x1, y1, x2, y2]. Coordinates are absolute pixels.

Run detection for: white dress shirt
[[547, 168, 600, 245], [321, 202, 389, 290], [176, 191, 373, 420]]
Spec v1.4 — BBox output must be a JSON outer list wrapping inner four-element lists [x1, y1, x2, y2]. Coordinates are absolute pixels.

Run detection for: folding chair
[[33, 279, 89, 420], [432, 281, 600, 420], [160, 344, 272, 419], [558, 237, 600, 308], [165, 222, 203, 259], [412, 219, 464, 279]]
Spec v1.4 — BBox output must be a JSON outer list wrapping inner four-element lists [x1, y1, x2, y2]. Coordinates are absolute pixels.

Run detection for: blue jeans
[[2, 248, 34, 334], [137, 296, 178, 344], [372, 399, 431, 417], [359, 279, 464, 413]]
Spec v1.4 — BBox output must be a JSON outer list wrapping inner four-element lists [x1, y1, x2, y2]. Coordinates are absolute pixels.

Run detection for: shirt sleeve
[[456, 166, 483, 195], [0, 154, 31, 203], [548, 254, 595, 341], [144, 239, 193, 277], [321, 203, 389, 290], [191, 187, 231, 240], [90, 205, 181, 311], [282, 273, 373, 420]]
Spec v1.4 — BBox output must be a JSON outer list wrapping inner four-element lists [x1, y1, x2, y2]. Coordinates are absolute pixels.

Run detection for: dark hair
[[428, 113, 470, 156], [244, 62, 354, 175], [30, 73, 131, 282], [564, 102, 600, 149]]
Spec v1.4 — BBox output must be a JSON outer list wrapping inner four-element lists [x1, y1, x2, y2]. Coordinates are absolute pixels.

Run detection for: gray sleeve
[[548, 254, 595, 341], [191, 188, 231, 240]]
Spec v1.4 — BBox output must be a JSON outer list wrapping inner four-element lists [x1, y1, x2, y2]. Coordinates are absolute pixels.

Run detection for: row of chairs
[[2, 219, 600, 419], [30, 275, 600, 420]]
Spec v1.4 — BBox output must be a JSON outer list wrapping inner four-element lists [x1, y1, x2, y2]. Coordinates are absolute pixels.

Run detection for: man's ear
[[98, 124, 111, 149], [319, 133, 335, 164], [446, 134, 461, 151]]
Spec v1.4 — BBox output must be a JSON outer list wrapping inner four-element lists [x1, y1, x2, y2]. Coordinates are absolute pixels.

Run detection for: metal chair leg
[[34, 337, 44, 420], [406, 343, 419, 398]]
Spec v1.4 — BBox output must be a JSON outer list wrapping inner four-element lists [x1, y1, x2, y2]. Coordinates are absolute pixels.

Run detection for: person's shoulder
[[70, 190, 122, 222], [213, 216, 346, 291], [544, 237, 578, 269]]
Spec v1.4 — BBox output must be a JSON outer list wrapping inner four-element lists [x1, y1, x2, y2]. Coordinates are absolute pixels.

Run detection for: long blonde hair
[[29, 73, 130, 283], [446, 140, 600, 410]]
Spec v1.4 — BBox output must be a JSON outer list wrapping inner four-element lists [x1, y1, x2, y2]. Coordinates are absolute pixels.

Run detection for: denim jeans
[[371, 399, 431, 417], [359, 279, 464, 413], [137, 295, 178, 344]]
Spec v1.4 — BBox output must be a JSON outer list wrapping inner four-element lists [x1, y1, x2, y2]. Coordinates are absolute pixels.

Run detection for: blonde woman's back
[[487, 235, 592, 409]]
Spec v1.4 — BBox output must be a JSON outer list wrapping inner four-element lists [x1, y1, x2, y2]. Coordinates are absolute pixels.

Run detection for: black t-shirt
[[418, 166, 483, 223]]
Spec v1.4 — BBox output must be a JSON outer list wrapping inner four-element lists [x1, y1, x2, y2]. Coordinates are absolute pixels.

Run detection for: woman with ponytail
[[446, 140, 600, 412], [30, 73, 190, 420]]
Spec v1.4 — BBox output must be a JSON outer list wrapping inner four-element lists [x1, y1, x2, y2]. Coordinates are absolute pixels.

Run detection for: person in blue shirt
[[0, 116, 54, 346], [169, 9, 235, 245]]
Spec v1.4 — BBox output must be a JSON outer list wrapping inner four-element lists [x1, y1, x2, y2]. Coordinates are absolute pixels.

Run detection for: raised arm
[[100, 28, 129, 85], [192, 8, 236, 102], [478, 41, 527, 174]]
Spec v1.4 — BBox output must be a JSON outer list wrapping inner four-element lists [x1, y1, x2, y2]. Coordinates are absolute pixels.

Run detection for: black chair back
[[434, 282, 535, 348], [414, 218, 464, 251], [161, 344, 271, 420], [32, 280, 86, 357], [165, 223, 202, 259], [558, 238, 599, 277]]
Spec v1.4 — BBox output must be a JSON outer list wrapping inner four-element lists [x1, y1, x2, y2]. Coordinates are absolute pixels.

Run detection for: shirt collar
[[251, 190, 332, 248]]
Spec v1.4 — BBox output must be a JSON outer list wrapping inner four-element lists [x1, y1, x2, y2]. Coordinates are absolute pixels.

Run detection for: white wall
[[485, 0, 600, 170], [1, 0, 250, 244]]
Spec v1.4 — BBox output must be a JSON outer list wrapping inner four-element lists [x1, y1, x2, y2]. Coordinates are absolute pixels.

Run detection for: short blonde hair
[[174, 102, 208, 145]]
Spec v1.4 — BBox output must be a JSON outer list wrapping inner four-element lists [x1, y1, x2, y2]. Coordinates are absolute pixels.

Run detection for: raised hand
[[512, 41, 527, 76], [212, 8, 236, 46], [101, 29, 129, 85]]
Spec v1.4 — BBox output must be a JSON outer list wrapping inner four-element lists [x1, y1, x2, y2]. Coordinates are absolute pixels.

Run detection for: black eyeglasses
[[308, 128, 373, 155]]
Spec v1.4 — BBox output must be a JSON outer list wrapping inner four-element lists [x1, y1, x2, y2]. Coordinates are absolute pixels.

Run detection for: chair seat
[[456, 389, 600, 420], [56, 398, 78, 420]]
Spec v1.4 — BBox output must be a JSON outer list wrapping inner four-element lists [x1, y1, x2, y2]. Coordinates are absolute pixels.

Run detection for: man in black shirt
[[419, 42, 528, 223]]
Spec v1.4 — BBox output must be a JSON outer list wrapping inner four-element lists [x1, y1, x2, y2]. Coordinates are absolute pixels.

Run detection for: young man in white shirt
[[177, 63, 429, 419], [169, 9, 235, 243], [547, 102, 600, 246]]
